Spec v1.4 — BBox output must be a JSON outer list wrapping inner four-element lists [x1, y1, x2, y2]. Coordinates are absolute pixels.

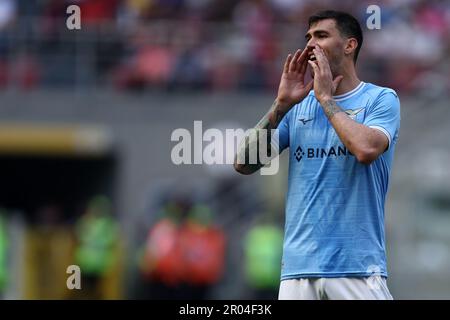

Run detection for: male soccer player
[[234, 10, 400, 300]]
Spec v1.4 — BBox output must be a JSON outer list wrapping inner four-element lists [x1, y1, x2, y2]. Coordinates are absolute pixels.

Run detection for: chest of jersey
[[291, 98, 367, 145], [288, 98, 369, 177]]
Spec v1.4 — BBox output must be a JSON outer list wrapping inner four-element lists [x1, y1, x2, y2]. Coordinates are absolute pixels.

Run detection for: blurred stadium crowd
[[0, 184, 284, 299], [1, 0, 449, 95]]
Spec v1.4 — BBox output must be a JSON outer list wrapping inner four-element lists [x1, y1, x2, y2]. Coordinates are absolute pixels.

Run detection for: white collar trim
[[333, 81, 365, 101]]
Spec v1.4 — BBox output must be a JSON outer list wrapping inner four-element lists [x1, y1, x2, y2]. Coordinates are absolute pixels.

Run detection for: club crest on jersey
[[345, 107, 365, 120]]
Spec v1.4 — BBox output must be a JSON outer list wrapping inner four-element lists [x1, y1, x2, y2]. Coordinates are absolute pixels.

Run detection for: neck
[[333, 64, 360, 96]]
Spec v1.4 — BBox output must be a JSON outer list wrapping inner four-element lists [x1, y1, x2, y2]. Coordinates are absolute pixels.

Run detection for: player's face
[[305, 19, 347, 77]]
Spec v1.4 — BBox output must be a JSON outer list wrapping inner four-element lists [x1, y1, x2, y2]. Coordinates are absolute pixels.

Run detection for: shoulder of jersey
[[363, 82, 399, 99]]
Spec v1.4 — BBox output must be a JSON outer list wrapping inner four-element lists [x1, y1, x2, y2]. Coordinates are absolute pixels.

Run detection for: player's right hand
[[276, 48, 313, 111]]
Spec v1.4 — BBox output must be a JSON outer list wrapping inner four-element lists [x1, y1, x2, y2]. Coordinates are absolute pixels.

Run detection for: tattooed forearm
[[322, 98, 344, 120], [234, 100, 286, 174], [270, 107, 285, 129], [255, 100, 285, 130]]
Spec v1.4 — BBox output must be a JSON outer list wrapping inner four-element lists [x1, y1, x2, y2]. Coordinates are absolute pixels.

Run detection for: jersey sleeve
[[363, 89, 401, 150], [271, 109, 291, 153]]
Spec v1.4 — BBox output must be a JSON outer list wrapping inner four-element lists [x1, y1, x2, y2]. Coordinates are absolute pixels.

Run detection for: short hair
[[308, 10, 363, 64]]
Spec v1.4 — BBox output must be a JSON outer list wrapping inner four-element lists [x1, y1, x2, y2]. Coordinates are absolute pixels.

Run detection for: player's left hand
[[308, 45, 343, 104]]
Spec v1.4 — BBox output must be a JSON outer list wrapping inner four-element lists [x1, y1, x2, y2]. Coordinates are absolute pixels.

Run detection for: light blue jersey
[[275, 81, 400, 279]]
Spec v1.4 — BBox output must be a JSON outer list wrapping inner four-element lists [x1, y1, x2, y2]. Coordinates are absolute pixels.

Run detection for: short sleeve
[[363, 90, 401, 150], [271, 110, 290, 153]]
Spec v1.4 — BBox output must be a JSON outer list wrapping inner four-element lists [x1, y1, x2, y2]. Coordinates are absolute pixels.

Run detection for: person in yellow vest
[[243, 219, 283, 299], [74, 195, 119, 299], [0, 210, 8, 299]]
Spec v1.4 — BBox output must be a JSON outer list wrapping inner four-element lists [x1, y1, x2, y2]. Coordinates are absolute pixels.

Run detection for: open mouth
[[308, 53, 317, 61]]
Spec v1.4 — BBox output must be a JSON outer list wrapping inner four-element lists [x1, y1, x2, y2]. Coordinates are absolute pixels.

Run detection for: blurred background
[[0, 0, 449, 299]]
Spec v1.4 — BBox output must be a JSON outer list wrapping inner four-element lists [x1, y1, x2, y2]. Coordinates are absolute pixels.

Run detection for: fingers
[[308, 60, 319, 74], [299, 53, 309, 75], [284, 48, 312, 75], [297, 48, 310, 74], [332, 75, 344, 92], [296, 48, 309, 70], [289, 49, 302, 72], [313, 45, 330, 74], [283, 54, 292, 73]]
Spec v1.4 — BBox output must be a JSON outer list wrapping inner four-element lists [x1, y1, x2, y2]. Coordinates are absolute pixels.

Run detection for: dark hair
[[308, 10, 363, 64]]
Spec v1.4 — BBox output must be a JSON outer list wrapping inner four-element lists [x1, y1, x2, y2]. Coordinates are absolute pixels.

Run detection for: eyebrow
[[305, 30, 330, 40]]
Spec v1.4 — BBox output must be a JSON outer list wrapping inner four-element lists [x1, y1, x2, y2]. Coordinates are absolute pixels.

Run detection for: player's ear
[[344, 38, 358, 57]]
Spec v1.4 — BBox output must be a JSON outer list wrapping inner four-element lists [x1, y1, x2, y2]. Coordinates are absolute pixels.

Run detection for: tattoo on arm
[[272, 108, 285, 129], [255, 100, 284, 130], [322, 99, 343, 120], [235, 100, 285, 174]]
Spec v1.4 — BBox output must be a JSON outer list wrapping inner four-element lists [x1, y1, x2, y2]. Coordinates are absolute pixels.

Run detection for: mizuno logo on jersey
[[298, 118, 314, 125]]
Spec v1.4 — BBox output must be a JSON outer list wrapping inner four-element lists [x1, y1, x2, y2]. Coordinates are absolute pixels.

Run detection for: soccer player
[[234, 10, 400, 300]]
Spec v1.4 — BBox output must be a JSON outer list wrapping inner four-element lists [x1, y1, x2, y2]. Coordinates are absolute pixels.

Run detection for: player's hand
[[276, 48, 314, 111], [308, 45, 343, 104]]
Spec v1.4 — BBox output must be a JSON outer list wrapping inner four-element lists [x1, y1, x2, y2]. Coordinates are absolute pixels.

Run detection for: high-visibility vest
[[0, 215, 7, 289], [244, 224, 283, 289], [75, 215, 118, 276]]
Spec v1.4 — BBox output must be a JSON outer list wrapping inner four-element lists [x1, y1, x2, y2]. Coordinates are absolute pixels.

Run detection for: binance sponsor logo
[[294, 145, 353, 162]]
